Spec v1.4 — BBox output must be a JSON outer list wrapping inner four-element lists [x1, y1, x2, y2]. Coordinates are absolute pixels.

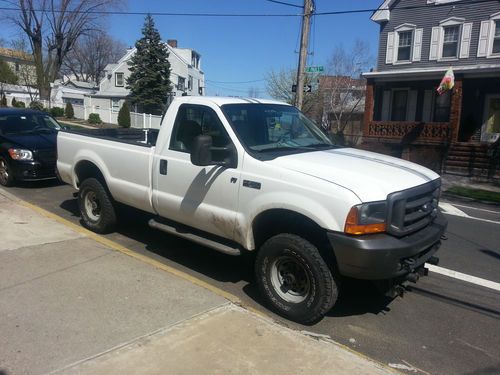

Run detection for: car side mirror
[[191, 135, 237, 169]]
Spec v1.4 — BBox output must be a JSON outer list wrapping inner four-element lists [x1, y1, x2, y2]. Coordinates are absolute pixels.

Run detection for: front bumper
[[11, 160, 57, 181], [327, 212, 447, 280]]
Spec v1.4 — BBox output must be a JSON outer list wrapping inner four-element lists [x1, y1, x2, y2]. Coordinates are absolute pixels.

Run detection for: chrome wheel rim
[[270, 254, 311, 303], [0, 160, 9, 185], [84, 191, 101, 221]]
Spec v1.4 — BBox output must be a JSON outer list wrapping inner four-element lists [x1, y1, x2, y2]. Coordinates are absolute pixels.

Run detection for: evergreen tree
[[65, 102, 74, 119], [0, 60, 18, 85], [11, 97, 17, 107], [0, 94, 6, 107], [118, 101, 131, 128], [127, 15, 172, 115]]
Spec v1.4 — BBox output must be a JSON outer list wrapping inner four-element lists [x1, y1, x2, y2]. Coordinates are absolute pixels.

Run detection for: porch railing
[[367, 121, 451, 142]]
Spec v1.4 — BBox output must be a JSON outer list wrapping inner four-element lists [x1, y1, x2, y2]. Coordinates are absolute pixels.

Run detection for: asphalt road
[[5, 180, 500, 375]]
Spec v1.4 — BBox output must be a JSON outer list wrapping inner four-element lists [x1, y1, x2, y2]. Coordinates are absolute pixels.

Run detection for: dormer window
[[397, 31, 413, 61], [442, 25, 460, 58]]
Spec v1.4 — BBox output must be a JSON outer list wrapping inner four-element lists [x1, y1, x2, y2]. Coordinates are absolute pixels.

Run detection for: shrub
[[14, 101, 25, 108], [65, 102, 74, 119], [118, 102, 131, 128], [11, 97, 16, 107], [88, 113, 102, 124], [29, 101, 44, 111], [0, 94, 6, 107], [50, 107, 64, 117]]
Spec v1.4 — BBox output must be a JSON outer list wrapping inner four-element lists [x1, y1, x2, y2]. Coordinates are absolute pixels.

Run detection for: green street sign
[[305, 66, 324, 73]]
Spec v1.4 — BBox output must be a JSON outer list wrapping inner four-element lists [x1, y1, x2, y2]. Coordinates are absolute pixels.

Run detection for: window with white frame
[[430, 17, 472, 60], [115, 72, 124, 87], [442, 25, 460, 58], [177, 76, 186, 91], [477, 12, 500, 57], [397, 31, 413, 61], [111, 98, 120, 112], [493, 20, 500, 54], [385, 24, 422, 64]]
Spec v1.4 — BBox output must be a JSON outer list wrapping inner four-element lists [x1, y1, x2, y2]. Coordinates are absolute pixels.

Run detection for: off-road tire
[[255, 233, 338, 324], [0, 157, 14, 187], [78, 178, 117, 234]]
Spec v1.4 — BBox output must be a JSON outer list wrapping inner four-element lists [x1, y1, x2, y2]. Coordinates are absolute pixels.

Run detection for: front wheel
[[255, 234, 338, 324], [78, 178, 117, 234], [0, 157, 14, 187]]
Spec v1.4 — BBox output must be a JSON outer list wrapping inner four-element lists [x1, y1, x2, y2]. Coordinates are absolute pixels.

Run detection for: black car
[[0, 108, 63, 186]]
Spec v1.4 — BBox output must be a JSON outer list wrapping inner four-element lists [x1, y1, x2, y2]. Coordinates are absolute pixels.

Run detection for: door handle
[[159, 159, 168, 175]]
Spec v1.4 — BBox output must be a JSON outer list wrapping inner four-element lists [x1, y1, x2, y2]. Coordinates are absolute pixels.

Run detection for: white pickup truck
[[57, 96, 447, 323]]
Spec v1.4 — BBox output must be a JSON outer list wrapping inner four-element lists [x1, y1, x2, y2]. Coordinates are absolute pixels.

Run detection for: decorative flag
[[437, 67, 455, 95]]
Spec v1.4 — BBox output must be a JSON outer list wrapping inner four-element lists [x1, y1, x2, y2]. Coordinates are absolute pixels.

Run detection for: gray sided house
[[85, 39, 204, 124], [363, 0, 500, 180]]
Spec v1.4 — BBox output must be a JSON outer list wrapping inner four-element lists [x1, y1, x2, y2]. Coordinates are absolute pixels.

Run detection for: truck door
[[152, 104, 241, 241]]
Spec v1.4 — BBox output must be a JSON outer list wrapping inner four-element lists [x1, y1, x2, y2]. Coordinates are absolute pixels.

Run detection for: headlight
[[8, 148, 33, 161], [344, 201, 387, 235]]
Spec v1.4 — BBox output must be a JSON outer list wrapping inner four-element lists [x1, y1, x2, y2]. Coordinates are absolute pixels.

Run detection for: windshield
[[221, 104, 334, 153], [0, 113, 61, 135]]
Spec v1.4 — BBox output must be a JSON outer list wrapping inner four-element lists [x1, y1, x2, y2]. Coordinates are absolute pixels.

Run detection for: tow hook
[[441, 235, 448, 240]]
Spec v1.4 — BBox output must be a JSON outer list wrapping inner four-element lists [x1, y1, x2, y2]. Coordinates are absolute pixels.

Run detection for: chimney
[[167, 40, 178, 48]]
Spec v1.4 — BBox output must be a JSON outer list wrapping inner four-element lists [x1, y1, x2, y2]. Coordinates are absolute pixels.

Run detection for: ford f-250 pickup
[[57, 96, 447, 324]]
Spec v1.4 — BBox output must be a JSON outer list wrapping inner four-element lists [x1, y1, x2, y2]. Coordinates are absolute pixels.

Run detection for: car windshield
[[0, 113, 61, 135], [221, 104, 334, 153]]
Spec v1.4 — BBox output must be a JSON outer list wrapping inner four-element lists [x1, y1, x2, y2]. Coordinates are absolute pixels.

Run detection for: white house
[[84, 39, 204, 123], [51, 79, 97, 107]]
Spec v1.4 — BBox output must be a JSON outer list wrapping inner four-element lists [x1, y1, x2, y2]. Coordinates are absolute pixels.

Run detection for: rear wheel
[[0, 157, 14, 187], [255, 233, 338, 324], [78, 178, 117, 233]]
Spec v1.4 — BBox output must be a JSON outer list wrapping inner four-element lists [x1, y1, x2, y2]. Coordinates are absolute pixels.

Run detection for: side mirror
[[191, 135, 238, 168], [191, 135, 213, 166]]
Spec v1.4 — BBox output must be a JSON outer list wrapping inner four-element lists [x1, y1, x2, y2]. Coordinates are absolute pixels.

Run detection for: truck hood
[[265, 147, 440, 202]]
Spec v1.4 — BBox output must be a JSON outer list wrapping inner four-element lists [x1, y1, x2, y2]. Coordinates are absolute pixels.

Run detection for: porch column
[[449, 76, 463, 142], [363, 78, 374, 137]]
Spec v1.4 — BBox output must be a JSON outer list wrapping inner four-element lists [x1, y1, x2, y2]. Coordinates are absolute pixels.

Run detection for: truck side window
[[170, 104, 231, 161]]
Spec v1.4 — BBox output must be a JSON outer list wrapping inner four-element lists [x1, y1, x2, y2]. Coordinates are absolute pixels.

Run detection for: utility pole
[[295, 0, 314, 110]]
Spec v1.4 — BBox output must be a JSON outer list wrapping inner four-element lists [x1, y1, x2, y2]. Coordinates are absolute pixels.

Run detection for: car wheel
[[255, 233, 338, 324], [0, 157, 14, 187], [78, 178, 117, 234]]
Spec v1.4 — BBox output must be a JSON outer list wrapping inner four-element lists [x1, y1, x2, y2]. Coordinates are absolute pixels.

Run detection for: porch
[[361, 70, 500, 180]]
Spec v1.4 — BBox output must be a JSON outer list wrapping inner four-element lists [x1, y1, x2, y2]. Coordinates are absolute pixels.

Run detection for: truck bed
[[63, 128, 160, 147]]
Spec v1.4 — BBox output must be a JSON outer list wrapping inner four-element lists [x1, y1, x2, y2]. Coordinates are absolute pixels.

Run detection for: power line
[[0, 0, 496, 17], [206, 78, 266, 84], [262, 0, 303, 9]]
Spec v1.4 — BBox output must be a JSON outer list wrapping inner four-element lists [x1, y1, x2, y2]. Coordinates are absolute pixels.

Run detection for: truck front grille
[[36, 149, 57, 164], [387, 179, 441, 237]]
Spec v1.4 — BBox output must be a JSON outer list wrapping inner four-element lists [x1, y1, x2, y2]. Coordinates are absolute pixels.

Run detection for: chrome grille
[[387, 179, 441, 237]]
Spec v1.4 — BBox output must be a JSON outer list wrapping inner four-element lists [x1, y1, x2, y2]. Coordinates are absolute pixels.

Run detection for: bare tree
[[4, 0, 119, 100], [320, 40, 373, 145], [266, 68, 321, 119], [247, 86, 260, 98], [62, 31, 127, 83]]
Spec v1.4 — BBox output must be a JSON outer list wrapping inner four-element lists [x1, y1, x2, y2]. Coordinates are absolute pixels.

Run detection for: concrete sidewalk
[[0, 188, 395, 375]]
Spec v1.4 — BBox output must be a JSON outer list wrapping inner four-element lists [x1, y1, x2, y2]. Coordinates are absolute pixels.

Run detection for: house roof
[[64, 80, 97, 90], [0, 47, 33, 61], [371, 0, 394, 23]]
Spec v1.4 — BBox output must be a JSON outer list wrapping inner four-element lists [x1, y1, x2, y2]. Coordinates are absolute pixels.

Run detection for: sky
[[0, 0, 383, 97]]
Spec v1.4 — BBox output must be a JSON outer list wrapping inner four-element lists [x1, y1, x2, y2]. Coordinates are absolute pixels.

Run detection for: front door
[[152, 104, 241, 241], [481, 94, 500, 142]]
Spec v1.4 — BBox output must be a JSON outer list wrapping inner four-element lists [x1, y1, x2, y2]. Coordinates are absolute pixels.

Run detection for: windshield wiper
[[302, 143, 334, 149], [255, 145, 313, 153]]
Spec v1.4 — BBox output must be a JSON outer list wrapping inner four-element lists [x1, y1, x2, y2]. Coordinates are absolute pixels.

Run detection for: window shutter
[[460, 22, 473, 58], [406, 90, 418, 121], [412, 28, 423, 62], [422, 90, 434, 122], [429, 27, 441, 60], [477, 20, 491, 57], [386, 32, 395, 64], [381, 90, 391, 121]]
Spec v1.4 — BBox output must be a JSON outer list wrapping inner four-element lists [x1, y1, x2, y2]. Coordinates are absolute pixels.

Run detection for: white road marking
[[439, 202, 500, 225], [450, 203, 500, 214], [426, 264, 500, 292]]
